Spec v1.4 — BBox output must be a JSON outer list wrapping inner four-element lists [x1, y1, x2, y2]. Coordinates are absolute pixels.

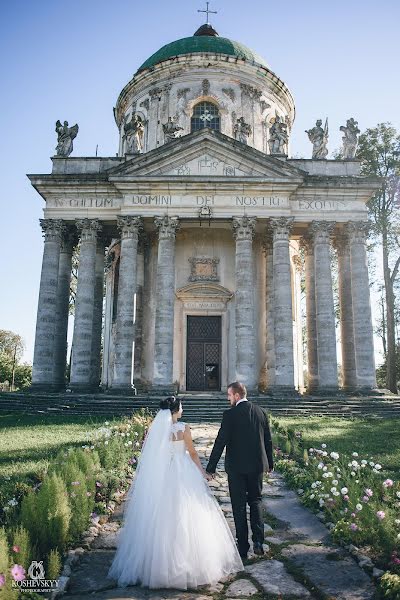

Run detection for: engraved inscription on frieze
[[189, 257, 220, 282]]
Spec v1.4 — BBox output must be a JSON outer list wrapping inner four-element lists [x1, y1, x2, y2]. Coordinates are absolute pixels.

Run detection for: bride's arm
[[183, 425, 207, 477]]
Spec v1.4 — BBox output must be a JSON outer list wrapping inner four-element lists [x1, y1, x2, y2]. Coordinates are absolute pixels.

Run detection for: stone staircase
[[1, 391, 400, 421]]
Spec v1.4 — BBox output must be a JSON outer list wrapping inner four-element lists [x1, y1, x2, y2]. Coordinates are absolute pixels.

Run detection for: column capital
[[39, 219, 65, 242], [117, 216, 143, 240], [61, 225, 78, 252], [343, 221, 370, 244], [269, 217, 294, 239], [76, 218, 102, 242], [309, 220, 335, 243], [232, 216, 257, 241], [154, 216, 180, 240]]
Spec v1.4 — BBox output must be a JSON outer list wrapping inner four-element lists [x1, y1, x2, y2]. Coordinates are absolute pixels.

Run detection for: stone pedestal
[[310, 221, 338, 391], [153, 216, 180, 389], [334, 232, 357, 390], [112, 216, 143, 391], [263, 232, 275, 389], [270, 217, 295, 390], [53, 228, 75, 388], [301, 236, 319, 393], [70, 219, 102, 391], [346, 222, 377, 389], [232, 217, 257, 389], [32, 219, 65, 390]]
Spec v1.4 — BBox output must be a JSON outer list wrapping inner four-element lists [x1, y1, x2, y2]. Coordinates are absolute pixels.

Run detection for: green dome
[[137, 35, 269, 73]]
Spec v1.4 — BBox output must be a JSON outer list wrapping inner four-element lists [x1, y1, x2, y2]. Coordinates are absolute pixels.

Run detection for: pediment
[[108, 129, 306, 181], [176, 282, 234, 305]]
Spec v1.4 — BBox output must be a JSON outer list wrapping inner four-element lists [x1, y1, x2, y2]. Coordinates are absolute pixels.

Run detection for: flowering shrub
[[271, 419, 400, 576]]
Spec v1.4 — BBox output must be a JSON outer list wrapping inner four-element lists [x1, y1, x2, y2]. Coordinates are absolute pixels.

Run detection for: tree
[[0, 330, 31, 390], [357, 123, 400, 392]]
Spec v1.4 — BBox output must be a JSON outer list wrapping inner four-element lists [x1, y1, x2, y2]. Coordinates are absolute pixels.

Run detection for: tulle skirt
[[107, 447, 243, 589]]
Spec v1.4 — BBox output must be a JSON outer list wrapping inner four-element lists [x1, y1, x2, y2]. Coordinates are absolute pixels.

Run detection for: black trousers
[[227, 471, 264, 556]]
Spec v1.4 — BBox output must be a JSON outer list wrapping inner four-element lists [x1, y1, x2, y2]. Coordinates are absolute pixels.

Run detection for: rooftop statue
[[268, 115, 288, 154], [340, 118, 360, 159], [305, 118, 329, 159], [55, 120, 79, 157], [163, 117, 184, 143], [234, 117, 252, 145], [124, 114, 145, 154]]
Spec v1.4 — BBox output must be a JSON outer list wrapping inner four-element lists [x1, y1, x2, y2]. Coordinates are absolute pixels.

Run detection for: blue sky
[[0, 0, 399, 363]]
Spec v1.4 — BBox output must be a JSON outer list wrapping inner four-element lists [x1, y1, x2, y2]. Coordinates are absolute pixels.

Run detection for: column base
[[263, 385, 299, 398], [307, 386, 343, 396], [150, 384, 178, 396], [67, 383, 101, 393], [343, 386, 388, 397], [109, 385, 137, 396], [30, 382, 65, 393]]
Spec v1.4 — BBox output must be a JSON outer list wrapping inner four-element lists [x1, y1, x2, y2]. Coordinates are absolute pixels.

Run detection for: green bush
[[0, 526, 18, 599], [52, 460, 91, 542], [46, 549, 61, 580], [10, 525, 32, 573], [379, 572, 400, 599], [20, 474, 71, 559]]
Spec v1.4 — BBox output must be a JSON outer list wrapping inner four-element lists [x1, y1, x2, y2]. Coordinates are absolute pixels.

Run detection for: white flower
[[105, 421, 109, 426], [361, 459, 367, 465], [332, 480, 338, 486], [375, 464, 382, 470], [127, 440, 133, 445], [309, 448, 314, 453], [7, 498, 18, 507], [352, 452, 359, 457], [341, 487, 348, 495], [317, 463, 324, 470], [333, 491, 340, 497], [297, 489, 304, 495], [310, 494, 315, 499], [322, 466, 328, 471], [396, 492, 400, 499], [104, 440, 109, 445], [351, 460, 359, 468], [351, 471, 356, 476], [327, 472, 334, 478], [322, 451, 328, 457], [394, 519, 400, 525], [330, 452, 339, 460], [397, 533, 400, 540], [311, 482, 317, 489], [356, 503, 362, 511], [321, 444, 327, 449], [369, 461, 375, 467], [330, 487, 337, 493], [323, 473, 329, 478], [319, 499, 325, 506]]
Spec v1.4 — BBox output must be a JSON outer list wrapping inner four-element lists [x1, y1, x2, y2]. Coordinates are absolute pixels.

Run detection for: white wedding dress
[[107, 413, 243, 589]]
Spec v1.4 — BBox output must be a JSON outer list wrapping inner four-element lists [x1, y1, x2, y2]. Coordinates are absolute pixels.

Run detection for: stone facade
[[28, 27, 379, 394]]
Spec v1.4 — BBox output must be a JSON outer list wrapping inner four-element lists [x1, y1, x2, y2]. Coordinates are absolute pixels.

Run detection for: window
[[191, 101, 220, 132]]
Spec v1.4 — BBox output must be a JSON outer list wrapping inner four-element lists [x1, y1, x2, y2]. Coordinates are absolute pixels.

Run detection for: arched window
[[191, 101, 220, 132]]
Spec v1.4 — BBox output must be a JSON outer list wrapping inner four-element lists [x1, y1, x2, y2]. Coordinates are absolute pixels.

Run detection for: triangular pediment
[[108, 129, 306, 181]]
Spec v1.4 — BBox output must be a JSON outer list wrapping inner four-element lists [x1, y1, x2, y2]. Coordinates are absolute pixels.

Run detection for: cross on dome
[[197, 2, 217, 24]]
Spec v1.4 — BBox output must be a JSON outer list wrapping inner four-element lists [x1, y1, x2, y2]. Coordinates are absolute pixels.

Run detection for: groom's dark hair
[[227, 381, 247, 398]]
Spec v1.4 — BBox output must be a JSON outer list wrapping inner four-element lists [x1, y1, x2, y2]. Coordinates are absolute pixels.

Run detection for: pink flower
[[95, 481, 103, 488], [362, 496, 369, 503], [344, 507, 348, 513], [71, 481, 80, 486], [376, 511, 386, 520], [351, 513, 356, 518], [12, 545, 20, 553], [365, 488, 373, 497], [0, 574, 5, 587], [350, 523, 358, 531], [11, 564, 25, 582], [383, 479, 394, 488], [343, 495, 349, 501], [86, 491, 92, 497]]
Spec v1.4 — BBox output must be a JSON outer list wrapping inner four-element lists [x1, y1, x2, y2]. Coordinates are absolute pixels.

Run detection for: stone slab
[[263, 491, 330, 543], [245, 560, 311, 597], [91, 531, 119, 549], [282, 544, 375, 600], [65, 588, 211, 600], [225, 578, 258, 597], [66, 549, 115, 595]]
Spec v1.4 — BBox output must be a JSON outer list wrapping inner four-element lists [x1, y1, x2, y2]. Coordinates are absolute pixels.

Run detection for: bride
[[107, 396, 243, 589]]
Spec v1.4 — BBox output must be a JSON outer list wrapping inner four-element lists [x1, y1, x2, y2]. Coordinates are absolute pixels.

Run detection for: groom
[[206, 381, 273, 560]]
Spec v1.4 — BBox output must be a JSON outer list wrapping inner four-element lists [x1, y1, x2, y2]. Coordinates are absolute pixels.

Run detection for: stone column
[[263, 230, 275, 389], [270, 217, 295, 390], [153, 216, 180, 389], [53, 227, 76, 388], [32, 219, 65, 390], [112, 216, 143, 391], [300, 235, 319, 392], [309, 221, 338, 391], [333, 231, 357, 390], [70, 219, 102, 391], [134, 235, 147, 384], [346, 222, 377, 389], [90, 236, 106, 388], [232, 217, 257, 389]]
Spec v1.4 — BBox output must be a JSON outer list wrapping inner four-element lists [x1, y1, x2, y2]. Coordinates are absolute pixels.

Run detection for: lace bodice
[[170, 422, 187, 454], [171, 421, 186, 439]]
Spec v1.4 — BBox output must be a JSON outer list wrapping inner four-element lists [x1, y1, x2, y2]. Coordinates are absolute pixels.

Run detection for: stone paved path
[[63, 424, 376, 600]]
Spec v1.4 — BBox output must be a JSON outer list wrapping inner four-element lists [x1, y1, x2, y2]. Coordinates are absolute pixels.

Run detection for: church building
[[29, 18, 379, 396]]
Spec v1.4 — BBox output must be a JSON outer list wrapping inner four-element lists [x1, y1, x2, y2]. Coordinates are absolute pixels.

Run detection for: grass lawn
[[276, 416, 400, 477], [0, 411, 113, 500]]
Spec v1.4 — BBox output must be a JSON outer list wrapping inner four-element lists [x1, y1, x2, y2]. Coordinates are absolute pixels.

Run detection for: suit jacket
[[206, 401, 274, 475]]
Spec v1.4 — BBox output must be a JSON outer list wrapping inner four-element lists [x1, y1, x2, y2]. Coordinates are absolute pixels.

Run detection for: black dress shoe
[[253, 543, 264, 556], [239, 553, 248, 561]]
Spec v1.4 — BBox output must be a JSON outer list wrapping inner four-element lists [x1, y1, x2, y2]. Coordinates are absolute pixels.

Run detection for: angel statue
[[305, 118, 329, 159], [268, 115, 289, 154], [124, 114, 145, 154], [55, 120, 79, 157], [234, 117, 252, 145], [162, 117, 183, 143], [340, 118, 360, 159]]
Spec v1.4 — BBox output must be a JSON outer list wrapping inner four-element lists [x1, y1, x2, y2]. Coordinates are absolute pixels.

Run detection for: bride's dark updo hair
[[159, 396, 181, 414]]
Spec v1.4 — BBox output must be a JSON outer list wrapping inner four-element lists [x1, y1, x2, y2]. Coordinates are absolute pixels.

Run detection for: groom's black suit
[[206, 400, 273, 557]]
